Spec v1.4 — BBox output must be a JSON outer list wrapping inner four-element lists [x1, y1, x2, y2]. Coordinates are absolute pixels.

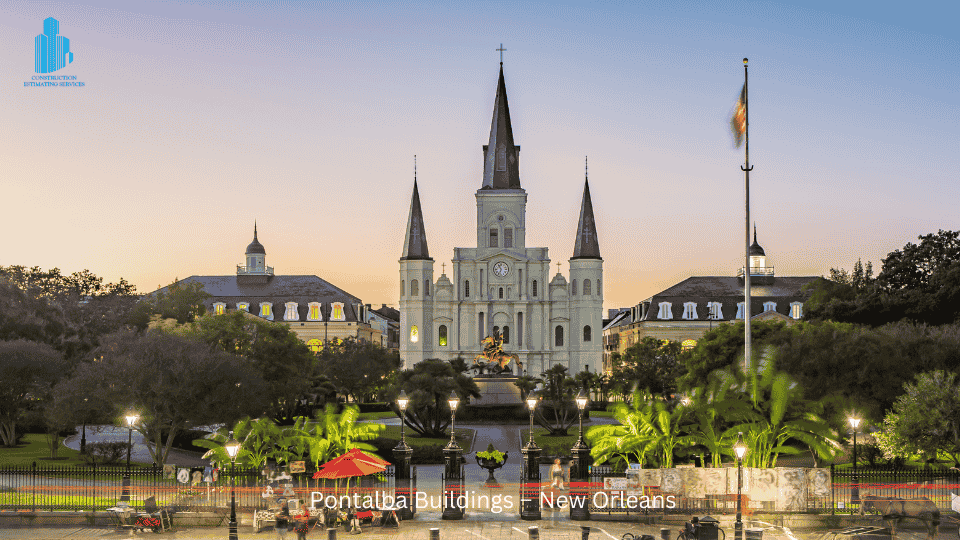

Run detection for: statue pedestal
[[472, 377, 521, 406]]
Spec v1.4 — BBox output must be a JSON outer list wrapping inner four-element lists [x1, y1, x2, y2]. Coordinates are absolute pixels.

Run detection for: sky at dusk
[[2, 1, 958, 313]]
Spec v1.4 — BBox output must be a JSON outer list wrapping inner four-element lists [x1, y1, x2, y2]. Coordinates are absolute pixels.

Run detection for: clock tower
[[398, 62, 604, 375]]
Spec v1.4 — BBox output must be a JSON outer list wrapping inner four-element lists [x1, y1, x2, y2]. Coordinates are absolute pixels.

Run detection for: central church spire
[[481, 64, 522, 190]]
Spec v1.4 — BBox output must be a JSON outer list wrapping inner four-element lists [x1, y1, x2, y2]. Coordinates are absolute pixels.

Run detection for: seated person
[[381, 509, 400, 528], [347, 507, 361, 534], [323, 506, 338, 528]]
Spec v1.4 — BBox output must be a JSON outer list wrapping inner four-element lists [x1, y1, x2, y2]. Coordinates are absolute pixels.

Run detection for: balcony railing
[[737, 266, 775, 277], [237, 265, 274, 275]]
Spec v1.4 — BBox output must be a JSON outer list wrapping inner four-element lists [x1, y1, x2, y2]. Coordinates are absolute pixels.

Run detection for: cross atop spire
[[481, 64, 522, 190], [496, 43, 506, 64]]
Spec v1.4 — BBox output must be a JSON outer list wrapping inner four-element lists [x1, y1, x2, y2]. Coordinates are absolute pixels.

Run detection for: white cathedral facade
[[399, 64, 604, 376]]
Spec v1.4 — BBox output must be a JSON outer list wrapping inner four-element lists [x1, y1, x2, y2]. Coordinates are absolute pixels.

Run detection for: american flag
[[731, 84, 746, 147]]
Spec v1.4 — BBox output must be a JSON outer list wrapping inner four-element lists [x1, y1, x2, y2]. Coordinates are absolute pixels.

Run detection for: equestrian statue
[[471, 330, 521, 376]]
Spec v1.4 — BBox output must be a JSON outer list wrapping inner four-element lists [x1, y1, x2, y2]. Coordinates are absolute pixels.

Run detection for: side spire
[[401, 159, 431, 260], [572, 164, 601, 260], [481, 63, 521, 190], [246, 221, 265, 255]]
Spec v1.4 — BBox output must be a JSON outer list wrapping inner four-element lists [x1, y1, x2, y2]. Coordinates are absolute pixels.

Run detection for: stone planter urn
[[475, 450, 508, 486]]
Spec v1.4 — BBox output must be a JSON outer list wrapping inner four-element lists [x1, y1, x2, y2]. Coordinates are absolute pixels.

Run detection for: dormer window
[[657, 302, 673, 320], [735, 302, 745, 319], [213, 302, 226, 316], [284, 302, 299, 321], [236, 302, 249, 312], [763, 301, 777, 313], [308, 302, 322, 321], [707, 302, 722, 320], [331, 302, 346, 321], [682, 302, 698, 320], [790, 302, 803, 319], [259, 302, 273, 320]]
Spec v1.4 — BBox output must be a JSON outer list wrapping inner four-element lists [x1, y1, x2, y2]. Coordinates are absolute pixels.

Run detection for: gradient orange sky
[[2, 1, 957, 313]]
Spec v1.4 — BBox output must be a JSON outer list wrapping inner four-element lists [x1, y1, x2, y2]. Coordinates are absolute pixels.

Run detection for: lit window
[[790, 302, 803, 319], [259, 302, 273, 320], [284, 302, 299, 321], [555, 326, 564, 347], [502, 326, 510, 344], [331, 302, 346, 321], [532, 280, 538, 297], [707, 302, 722, 320], [657, 302, 673, 320], [464, 280, 470, 298], [583, 326, 591, 342], [736, 302, 745, 319], [439, 325, 448, 347], [572, 280, 578, 295], [583, 280, 591, 295], [682, 302, 698, 320], [411, 280, 419, 296], [307, 339, 323, 354], [410, 325, 418, 343], [763, 301, 777, 313], [213, 302, 226, 316], [308, 302, 322, 321], [489, 229, 498, 248], [504, 228, 513, 248], [682, 339, 697, 351], [236, 302, 249, 312]]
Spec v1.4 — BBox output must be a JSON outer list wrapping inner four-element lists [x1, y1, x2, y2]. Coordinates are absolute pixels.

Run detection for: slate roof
[[572, 178, 601, 260], [401, 180, 431, 260], [245, 223, 266, 255], [154, 275, 364, 322], [481, 64, 522, 190], [372, 305, 400, 322], [640, 275, 824, 322]]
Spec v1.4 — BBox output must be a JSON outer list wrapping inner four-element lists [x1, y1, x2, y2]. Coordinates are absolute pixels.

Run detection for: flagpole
[[741, 58, 753, 372]]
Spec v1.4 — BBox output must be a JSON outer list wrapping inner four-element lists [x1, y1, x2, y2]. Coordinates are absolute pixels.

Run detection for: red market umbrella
[[312, 452, 387, 479]]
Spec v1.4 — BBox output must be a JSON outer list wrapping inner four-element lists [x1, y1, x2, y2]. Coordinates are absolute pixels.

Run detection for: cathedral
[[398, 64, 604, 376]]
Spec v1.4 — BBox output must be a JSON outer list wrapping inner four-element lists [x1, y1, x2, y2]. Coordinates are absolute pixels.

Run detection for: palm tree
[[193, 416, 281, 468], [586, 390, 657, 469]]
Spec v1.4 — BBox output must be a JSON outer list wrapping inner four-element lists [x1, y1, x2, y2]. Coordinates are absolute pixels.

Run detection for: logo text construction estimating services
[[26, 17, 85, 87]]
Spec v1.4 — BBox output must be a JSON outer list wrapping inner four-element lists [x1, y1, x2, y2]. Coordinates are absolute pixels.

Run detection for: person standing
[[293, 502, 311, 540], [549, 458, 566, 490], [275, 499, 290, 540]]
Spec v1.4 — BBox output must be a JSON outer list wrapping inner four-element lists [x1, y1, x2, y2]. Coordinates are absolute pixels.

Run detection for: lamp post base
[[229, 518, 238, 540], [734, 520, 743, 540]]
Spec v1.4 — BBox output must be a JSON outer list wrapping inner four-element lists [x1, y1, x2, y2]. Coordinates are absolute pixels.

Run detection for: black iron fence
[[0, 462, 398, 513], [829, 465, 960, 514]]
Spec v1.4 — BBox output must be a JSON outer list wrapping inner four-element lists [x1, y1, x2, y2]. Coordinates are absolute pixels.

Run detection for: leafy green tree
[[877, 370, 960, 467], [390, 359, 480, 438], [536, 364, 578, 436], [317, 338, 401, 403], [71, 329, 269, 464], [513, 375, 541, 401], [678, 321, 790, 391], [0, 340, 65, 447], [179, 311, 316, 421], [149, 279, 211, 324], [613, 337, 684, 399]]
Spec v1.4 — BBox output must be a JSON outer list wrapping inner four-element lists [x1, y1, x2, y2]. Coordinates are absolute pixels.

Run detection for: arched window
[[583, 279, 591, 295], [306, 339, 323, 354], [682, 339, 697, 351], [464, 280, 470, 298], [532, 280, 538, 297], [790, 302, 803, 319], [502, 326, 510, 344], [571, 280, 578, 295], [763, 301, 777, 312], [401, 280, 405, 297], [499, 287, 504, 299], [236, 302, 249, 312], [259, 302, 273, 320], [555, 326, 564, 347], [308, 302, 322, 321], [411, 279, 419, 296], [213, 302, 226, 316], [424, 280, 429, 296], [331, 302, 346, 321], [583, 326, 591, 342], [597, 279, 601, 296], [409, 325, 419, 343], [493, 326, 500, 339], [284, 302, 299, 321], [438, 325, 448, 347]]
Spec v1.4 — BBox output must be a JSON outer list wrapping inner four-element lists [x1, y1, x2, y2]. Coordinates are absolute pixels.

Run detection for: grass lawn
[[588, 410, 614, 418], [358, 411, 399, 421], [376, 425, 476, 452], [0, 434, 154, 469], [520, 428, 579, 457]]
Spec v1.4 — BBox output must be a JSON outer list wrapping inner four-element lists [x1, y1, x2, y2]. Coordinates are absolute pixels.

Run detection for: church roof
[[572, 178, 601, 260], [246, 223, 266, 255], [152, 275, 364, 322], [481, 65, 522, 190], [400, 180, 431, 260], [749, 226, 765, 256]]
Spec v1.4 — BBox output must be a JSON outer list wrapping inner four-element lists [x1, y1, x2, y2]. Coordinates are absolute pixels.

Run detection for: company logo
[[35, 17, 73, 73]]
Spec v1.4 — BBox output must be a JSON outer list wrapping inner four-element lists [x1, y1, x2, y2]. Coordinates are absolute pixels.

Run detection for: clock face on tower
[[493, 261, 509, 277]]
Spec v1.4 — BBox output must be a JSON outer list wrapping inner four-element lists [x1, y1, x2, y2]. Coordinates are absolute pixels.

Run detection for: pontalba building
[[154, 225, 379, 351], [399, 64, 604, 375]]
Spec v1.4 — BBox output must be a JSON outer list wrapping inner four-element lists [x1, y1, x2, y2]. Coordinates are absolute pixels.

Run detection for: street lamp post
[[521, 391, 542, 520], [570, 389, 591, 521], [734, 432, 747, 540], [849, 416, 861, 506], [80, 398, 89, 455], [121, 413, 138, 502], [393, 390, 414, 520], [442, 391, 463, 520], [225, 433, 241, 540]]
